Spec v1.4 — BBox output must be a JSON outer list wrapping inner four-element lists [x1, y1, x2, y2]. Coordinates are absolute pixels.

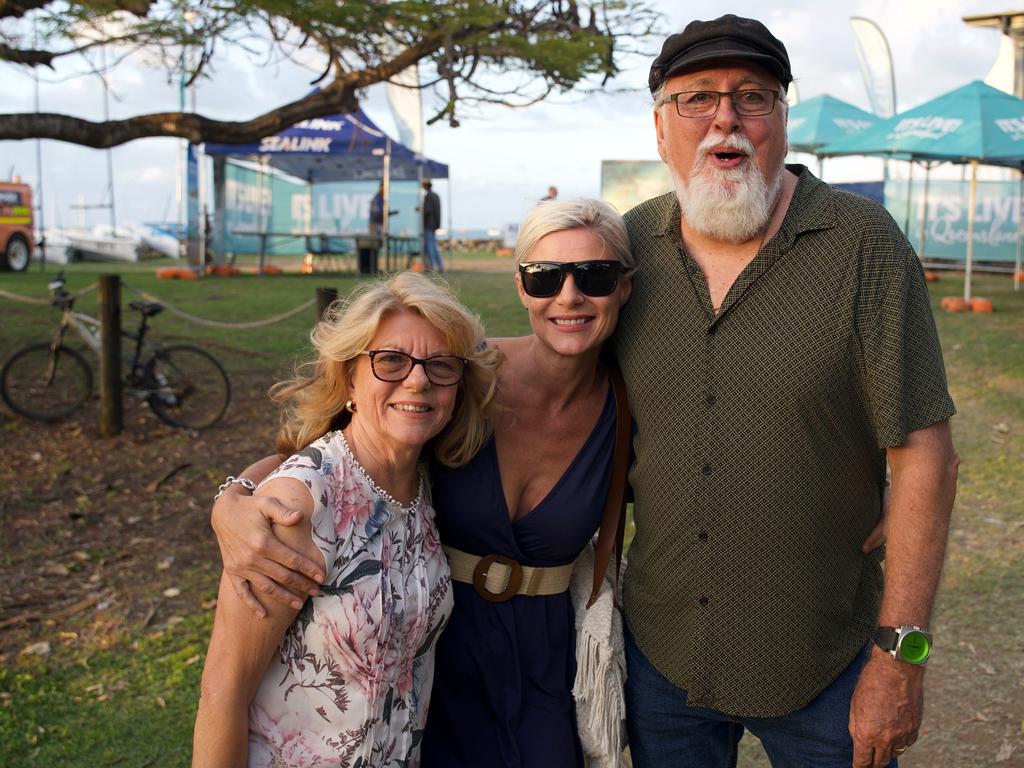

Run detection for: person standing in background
[[369, 181, 397, 238], [421, 180, 444, 272]]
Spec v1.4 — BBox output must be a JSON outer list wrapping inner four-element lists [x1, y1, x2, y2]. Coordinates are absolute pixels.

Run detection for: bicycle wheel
[[144, 344, 230, 429], [0, 343, 93, 421]]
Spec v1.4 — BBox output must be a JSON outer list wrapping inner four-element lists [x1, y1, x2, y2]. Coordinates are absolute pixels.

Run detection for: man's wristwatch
[[874, 625, 932, 665]]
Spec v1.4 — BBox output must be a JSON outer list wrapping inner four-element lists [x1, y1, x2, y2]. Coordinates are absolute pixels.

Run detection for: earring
[[345, 400, 357, 413]]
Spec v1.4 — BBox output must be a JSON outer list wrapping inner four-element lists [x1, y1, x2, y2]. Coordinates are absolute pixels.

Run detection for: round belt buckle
[[472, 553, 523, 603]]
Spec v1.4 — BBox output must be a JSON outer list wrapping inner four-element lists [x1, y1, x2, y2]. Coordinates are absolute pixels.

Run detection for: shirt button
[[706, 393, 717, 406], [698, 531, 709, 541], [702, 464, 712, 476], [699, 596, 709, 606]]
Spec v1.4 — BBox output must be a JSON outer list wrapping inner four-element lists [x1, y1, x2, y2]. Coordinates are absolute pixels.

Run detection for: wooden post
[[98, 274, 123, 437], [316, 287, 338, 320]]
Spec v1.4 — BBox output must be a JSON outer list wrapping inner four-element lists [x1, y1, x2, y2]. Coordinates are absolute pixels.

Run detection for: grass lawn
[[0, 263, 1020, 766]]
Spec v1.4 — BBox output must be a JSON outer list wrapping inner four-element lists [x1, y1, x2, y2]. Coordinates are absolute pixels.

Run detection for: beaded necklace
[[338, 429, 424, 511]]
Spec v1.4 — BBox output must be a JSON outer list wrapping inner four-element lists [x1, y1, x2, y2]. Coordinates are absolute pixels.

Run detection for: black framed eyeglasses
[[518, 260, 627, 298], [361, 350, 467, 386], [660, 89, 782, 118]]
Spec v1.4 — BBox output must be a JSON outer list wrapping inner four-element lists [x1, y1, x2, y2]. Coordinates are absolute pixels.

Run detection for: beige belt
[[444, 545, 575, 603]]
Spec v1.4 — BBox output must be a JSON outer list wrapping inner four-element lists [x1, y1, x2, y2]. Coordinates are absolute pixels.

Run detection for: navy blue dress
[[420, 386, 616, 767]]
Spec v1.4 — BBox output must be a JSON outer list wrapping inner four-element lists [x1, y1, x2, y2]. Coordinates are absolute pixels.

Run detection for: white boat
[[64, 225, 141, 262], [34, 229, 72, 265], [129, 223, 182, 259]]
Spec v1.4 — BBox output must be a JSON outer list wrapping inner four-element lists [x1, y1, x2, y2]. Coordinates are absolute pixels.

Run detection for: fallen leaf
[[995, 741, 1015, 762], [43, 562, 70, 576], [979, 662, 996, 675], [162, 587, 181, 598], [166, 615, 184, 626], [20, 641, 50, 657], [30, 452, 42, 462], [201, 598, 217, 610], [993, 422, 1010, 433], [155, 696, 166, 709], [184, 654, 202, 666]]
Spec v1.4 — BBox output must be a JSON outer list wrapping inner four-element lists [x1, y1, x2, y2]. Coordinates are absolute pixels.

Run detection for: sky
[[0, 0, 1012, 231]]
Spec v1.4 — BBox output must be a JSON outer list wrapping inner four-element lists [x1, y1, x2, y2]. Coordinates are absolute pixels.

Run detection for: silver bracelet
[[215, 475, 258, 501]]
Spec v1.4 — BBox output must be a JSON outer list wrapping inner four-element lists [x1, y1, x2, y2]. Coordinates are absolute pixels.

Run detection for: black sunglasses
[[518, 260, 627, 298]]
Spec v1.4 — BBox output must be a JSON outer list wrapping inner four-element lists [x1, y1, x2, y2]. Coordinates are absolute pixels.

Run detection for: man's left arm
[[849, 419, 959, 768]]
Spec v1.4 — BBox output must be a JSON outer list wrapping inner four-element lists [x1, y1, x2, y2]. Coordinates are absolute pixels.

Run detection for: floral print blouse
[[247, 430, 453, 767]]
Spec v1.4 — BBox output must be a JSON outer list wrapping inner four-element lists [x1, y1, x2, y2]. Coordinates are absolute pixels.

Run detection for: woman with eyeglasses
[[209, 199, 635, 767], [192, 273, 499, 767]]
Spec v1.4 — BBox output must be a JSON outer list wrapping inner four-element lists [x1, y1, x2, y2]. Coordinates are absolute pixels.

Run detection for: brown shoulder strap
[[588, 365, 631, 608]]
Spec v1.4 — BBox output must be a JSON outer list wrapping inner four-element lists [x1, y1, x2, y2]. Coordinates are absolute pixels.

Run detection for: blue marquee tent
[[205, 106, 448, 269], [205, 107, 448, 181]]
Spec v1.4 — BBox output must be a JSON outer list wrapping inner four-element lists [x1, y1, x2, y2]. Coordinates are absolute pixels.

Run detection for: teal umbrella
[[822, 80, 1024, 300], [787, 94, 878, 154]]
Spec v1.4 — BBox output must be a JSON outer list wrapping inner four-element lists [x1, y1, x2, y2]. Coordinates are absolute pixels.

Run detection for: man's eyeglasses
[[518, 260, 628, 298], [361, 350, 467, 386], [660, 89, 782, 119]]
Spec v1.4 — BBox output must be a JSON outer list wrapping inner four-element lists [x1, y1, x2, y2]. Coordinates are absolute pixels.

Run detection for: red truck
[[0, 180, 33, 272]]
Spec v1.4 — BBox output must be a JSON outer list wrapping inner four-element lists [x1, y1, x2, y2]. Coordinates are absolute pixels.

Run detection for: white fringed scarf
[[571, 539, 628, 768]]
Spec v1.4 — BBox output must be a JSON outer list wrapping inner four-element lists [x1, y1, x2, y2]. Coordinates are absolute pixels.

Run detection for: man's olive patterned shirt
[[613, 165, 955, 717]]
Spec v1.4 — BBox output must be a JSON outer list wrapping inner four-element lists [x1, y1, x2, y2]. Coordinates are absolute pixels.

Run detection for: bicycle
[[1, 272, 231, 429]]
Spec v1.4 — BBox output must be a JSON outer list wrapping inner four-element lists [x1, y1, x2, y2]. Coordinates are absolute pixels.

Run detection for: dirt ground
[[0, 368, 281, 663]]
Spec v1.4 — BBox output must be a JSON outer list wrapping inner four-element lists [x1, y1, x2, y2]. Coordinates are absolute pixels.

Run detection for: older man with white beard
[[612, 14, 959, 768]]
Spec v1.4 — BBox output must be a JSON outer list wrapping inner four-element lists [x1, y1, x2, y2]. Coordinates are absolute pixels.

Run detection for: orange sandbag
[[940, 296, 970, 313], [205, 265, 241, 277], [969, 297, 994, 313], [156, 267, 199, 280], [923, 270, 939, 282], [260, 265, 284, 275]]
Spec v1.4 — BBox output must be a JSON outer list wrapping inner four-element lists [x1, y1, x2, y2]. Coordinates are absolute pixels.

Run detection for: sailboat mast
[[101, 46, 116, 231], [33, 17, 45, 269]]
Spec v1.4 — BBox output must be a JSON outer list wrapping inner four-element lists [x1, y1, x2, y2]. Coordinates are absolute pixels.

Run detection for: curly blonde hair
[[272, 272, 499, 467]]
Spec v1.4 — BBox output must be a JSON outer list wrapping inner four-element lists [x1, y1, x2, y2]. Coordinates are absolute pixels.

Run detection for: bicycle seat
[[129, 301, 164, 317]]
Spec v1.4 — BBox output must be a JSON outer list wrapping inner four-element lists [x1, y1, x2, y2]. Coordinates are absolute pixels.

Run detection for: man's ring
[[893, 746, 908, 755]]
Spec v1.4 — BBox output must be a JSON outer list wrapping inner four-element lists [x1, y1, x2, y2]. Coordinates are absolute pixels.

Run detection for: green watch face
[[898, 630, 931, 664]]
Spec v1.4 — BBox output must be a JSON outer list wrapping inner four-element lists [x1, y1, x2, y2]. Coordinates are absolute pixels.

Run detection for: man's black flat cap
[[649, 14, 792, 95]]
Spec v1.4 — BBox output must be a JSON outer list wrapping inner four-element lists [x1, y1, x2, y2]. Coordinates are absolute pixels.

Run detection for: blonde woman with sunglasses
[[208, 199, 635, 767]]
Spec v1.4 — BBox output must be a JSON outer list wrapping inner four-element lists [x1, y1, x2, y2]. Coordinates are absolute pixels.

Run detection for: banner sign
[[886, 178, 1022, 263], [222, 162, 422, 256], [600, 160, 673, 214], [186, 144, 201, 263]]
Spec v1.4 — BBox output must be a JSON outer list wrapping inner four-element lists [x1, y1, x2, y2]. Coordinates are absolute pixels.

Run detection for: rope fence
[[0, 281, 97, 305], [0, 281, 319, 330], [122, 283, 317, 329]]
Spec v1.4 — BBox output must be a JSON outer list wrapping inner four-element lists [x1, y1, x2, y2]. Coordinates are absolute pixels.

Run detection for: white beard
[[672, 133, 784, 244]]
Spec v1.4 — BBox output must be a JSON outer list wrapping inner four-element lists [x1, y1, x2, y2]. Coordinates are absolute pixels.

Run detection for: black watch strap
[[874, 626, 899, 652]]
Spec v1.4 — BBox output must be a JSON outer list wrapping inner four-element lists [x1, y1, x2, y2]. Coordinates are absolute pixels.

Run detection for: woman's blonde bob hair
[[514, 198, 634, 270], [272, 272, 499, 467]]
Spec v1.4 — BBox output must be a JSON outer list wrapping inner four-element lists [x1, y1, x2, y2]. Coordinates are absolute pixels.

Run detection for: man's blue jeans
[[625, 626, 897, 768], [423, 230, 444, 271]]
